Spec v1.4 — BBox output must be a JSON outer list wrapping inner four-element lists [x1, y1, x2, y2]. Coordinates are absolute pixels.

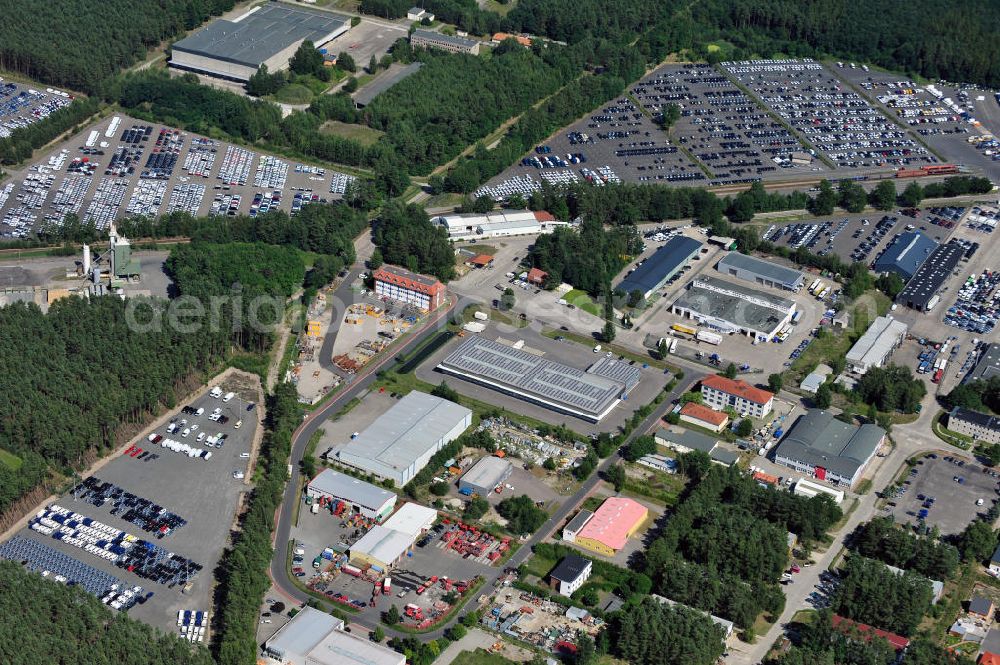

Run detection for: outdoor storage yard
[[0, 376, 261, 634], [482, 587, 602, 653], [885, 454, 1000, 536], [0, 113, 357, 238], [0, 78, 73, 138]]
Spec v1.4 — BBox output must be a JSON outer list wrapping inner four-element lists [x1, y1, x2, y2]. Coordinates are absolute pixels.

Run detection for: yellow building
[[572, 497, 647, 557]]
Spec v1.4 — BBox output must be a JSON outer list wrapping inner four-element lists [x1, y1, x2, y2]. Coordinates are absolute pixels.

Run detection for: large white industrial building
[[431, 209, 564, 241], [170, 4, 350, 82], [671, 275, 797, 342], [330, 391, 472, 486], [845, 316, 908, 375], [262, 607, 404, 665]]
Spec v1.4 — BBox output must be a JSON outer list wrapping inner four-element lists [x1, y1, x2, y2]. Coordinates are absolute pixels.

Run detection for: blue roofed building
[[617, 236, 703, 299], [872, 231, 938, 281]]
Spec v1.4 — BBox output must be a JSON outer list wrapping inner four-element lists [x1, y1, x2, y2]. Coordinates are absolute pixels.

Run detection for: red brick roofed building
[[700, 374, 775, 418], [527, 268, 548, 285], [373, 265, 445, 311], [979, 652, 1000, 665], [467, 254, 494, 268], [679, 402, 730, 432], [831, 615, 910, 653]]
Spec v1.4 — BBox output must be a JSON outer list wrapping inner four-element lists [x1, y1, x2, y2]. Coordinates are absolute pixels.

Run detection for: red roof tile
[[831, 615, 910, 652], [469, 254, 494, 266], [980, 653, 1000, 665], [373, 265, 444, 296], [527, 268, 548, 284], [701, 375, 774, 405], [679, 402, 729, 426]]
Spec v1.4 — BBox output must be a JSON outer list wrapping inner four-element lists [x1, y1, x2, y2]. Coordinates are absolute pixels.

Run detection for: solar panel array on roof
[[437, 336, 631, 421], [587, 355, 642, 392]]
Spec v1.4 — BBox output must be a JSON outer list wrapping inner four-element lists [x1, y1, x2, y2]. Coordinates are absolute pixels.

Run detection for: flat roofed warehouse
[[306, 468, 397, 520], [671, 275, 797, 341], [410, 29, 481, 55], [967, 343, 1000, 382], [715, 252, 805, 291], [872, 231, 938, 281], [616, 236, 703, 299], [573, 497, 648, 556], [262, 606, 341, 662], [170, 4, 350, 82], [261, 607, 404, 665], [459, 456, 514, 496], [331, 391, 472, 486], [348, 525, 414, 571], [773, 410, 886, 488], [896, 241, 965, 311], [437, 336, 641, 422], [381, 502, 437, 539], [845, 316, 908, 375]]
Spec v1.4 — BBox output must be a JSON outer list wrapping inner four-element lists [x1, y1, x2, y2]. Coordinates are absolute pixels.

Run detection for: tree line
[[830, 554, 934, 636], [0, 561, 214, 665], [372, 201, 456, 282], [850, 516, 959, 580], [0, 0, 235, 93], [641, 465, 841, 628], [526, 218, 640, 295], [0, 96, 100, 165]]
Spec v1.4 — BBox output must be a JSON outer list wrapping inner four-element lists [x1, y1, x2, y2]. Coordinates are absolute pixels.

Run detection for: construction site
[[482, 587, 604, 655], [286, 287, 342, 404], [331, 301, 415, 374]]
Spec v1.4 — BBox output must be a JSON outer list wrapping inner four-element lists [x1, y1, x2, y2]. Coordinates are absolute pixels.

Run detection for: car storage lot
[[761, 211, 911, 264], [1, 379, 260, 632], [835, 66, 1000, 182], [633, 63, 826, 185], [722, 59, 936, 171], [0, 113, 356, 239], [0, 78, 72, 138], [886, 454, 999, 536]]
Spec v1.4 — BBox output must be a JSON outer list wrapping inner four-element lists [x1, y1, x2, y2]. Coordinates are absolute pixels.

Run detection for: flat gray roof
[[657, 427, 717, 454], [265, 606, 343, 660], [969, 344, 1000, 382], [411, 29, 478, 49], [334, 391, 471, 480], [172, 4, 349, 68], [845, 316, 907, 369], [437, 336, 629, 421], [716, 252, 805, 287], [564, 509, 593, 534], [775, 410, 885, 479], [617, 236, 703, 296], [673, 275, 795, 334], [550, 555, 591, 583], [460, 456, 512, 490], [307, 468, 395, 510], [353, 62, 423, 107]]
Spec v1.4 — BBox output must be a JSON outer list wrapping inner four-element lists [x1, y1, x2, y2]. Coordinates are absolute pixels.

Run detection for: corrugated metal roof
[[872, 231, 937, 280], [845, 316, 907, 370], [716, 252, 805, 287], [617, 236, 703, 296], [265, 606, 342, 659], [774, 410, 884, 479], [307, 468, 395, 510], [460, 456, 513, 491]]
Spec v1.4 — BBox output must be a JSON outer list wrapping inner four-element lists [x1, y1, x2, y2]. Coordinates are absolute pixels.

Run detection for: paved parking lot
[[886, 454, 999, 535], [634, 63, 826, 185], [0, 78, 72, 138], [0, 114, 357, 238], [722, 59, 936, 171], [1, 378, 260, 633]]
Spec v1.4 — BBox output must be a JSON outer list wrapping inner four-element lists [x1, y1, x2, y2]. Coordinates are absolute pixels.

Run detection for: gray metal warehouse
[[330, 391, 472, 486], [306, 468, 397, 520], [437, 336, 641, 422], [896, 241, 965, 311], [170, 4, 350, 82], [616, 236, 703, 299], [459, 455, 513, 496], [715, 252, 805, 291], [671, 275, 797, 341]]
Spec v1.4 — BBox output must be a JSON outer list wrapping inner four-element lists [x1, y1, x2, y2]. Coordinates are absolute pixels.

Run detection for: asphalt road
[[267, 268, 703, 639]]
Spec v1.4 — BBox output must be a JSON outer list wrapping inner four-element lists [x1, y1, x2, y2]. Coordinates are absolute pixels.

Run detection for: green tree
[[368, 54, 378, 73], [767, 373, 783, 393], [338, 52, 357, 72], [658, 338, 669, 359], [957, 520, 998, 562], [431, 381, 460, 403], [289, 40, 324, 76], [385, 605, 401, 624], [543, 457, 557, 471], [680, 391, 703, 405], [602, 320, 616, 343], [429, 481, 450, 496], [736, 419, 754, 437], [622, 435, 656, 462], [574, 630, 597, 665], [463, 496, 490, 521], [809, 180, 837, 216], [875, 271, 905, 298], [496, 494, 548, 534], [870, 180, 897, 210], [660, 103, 681, 130], [343, 76, 359, 93], [723, 363, 737, 379], [815, 383, 832, 409], [372, 626, 385, 642], [605, 463, 626, 492], [837, 180, 867, 213], [472, 195, 494, 213], [501, 287, 516, 311], [900, 181, 924, 208], [627, 289, 644, 308]]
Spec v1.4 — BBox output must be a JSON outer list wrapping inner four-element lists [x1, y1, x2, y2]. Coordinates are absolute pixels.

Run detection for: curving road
[[267, 263, 703, 640]]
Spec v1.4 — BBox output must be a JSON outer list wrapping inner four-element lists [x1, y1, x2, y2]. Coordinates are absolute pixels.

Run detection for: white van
[[222, 392, 236, 403], [209, 387, 223, 398]]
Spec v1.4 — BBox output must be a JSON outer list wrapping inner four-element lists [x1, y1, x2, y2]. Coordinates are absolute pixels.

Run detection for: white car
[[195, 407, 204, 417], [181, 428, 190, 438], [196, 433, 206, 443], [240, 452, 250, 458], [234, 420, 242, 430]]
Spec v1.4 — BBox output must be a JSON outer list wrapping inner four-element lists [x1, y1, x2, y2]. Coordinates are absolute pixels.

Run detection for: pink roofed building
[[572, 497, 648, 557]]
